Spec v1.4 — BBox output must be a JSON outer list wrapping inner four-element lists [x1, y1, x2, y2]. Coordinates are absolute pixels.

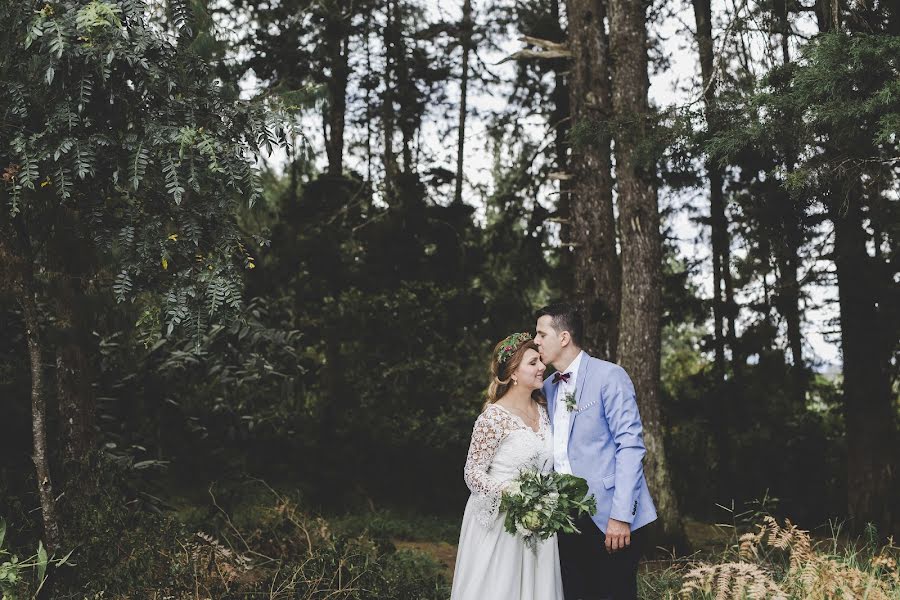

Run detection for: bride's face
[[513, 349, 546, 390]]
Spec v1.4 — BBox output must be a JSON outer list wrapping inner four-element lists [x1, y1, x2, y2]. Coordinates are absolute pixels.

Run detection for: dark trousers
[[557, 514, 643, 600]]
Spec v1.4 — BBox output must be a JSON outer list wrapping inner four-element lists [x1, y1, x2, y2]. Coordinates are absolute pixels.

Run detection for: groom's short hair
[[535, 302, 584, 348]]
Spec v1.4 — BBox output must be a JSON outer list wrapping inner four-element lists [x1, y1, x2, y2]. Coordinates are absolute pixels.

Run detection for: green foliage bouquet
[[499, 468, 597, 550]]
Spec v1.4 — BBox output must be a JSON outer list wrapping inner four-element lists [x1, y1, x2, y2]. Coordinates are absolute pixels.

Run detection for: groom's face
[[535, 315, 562, 366]]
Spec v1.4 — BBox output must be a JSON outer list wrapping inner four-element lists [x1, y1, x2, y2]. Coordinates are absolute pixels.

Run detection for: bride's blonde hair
[[484, 336, 546, 411]]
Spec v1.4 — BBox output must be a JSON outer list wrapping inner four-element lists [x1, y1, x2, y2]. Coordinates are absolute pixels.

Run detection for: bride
[[450, 332, 564, 600]]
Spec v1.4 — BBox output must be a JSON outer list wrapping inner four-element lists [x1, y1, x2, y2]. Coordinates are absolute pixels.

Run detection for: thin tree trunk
[[453, 0, 473, 205], [11, 234, 62, 552], [608, 0, 685, 545], [365, 13, 374, 185], [693, 0, 730, 380], [550, 0, 574, 293], [324, 13, 349, 178], [773, 0, 806, 405], [392, 1, 415, 175], [566, 0, 620, 361], [691, 0, 730, 378], [382, 0, 399, 200]]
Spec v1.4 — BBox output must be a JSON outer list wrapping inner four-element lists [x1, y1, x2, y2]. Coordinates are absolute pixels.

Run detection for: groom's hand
[[605, 518, 631, 553]]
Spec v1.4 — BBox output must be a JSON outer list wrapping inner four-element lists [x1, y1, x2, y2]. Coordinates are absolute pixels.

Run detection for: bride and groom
[[450, 303, 657, 600]]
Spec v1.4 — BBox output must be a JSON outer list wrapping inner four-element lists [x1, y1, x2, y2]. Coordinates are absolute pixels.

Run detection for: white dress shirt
[[552, 350, 584, 475]]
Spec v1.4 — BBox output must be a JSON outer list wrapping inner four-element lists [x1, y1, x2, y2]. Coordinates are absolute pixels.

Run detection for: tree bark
[[830, 191, 897, 534], [2, 229, 62, 551], [608, 0, 685, 544], [566, 0, 620, 361], [323, 10, 349, 177], [815, 0, 840, 33], [453, 0, 473, 205], [24, 290, 61, 552]]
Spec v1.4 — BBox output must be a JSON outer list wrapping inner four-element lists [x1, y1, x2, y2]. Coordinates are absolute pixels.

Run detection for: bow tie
[[552, 372, 571, 384]]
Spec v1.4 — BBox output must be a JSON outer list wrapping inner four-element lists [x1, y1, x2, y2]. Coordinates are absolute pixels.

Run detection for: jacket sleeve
[[602, 365, 647, 524]]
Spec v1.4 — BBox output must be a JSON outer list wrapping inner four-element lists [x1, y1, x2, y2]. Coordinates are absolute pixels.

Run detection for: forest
[[0, 0, 898, 597]]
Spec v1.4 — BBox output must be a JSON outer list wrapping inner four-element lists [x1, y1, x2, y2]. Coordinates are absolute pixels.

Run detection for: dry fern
[[188, 530, 253, 586], [680, 517, 900, 600], [680, 561, 787, 599], [760, 517, 896, 600]]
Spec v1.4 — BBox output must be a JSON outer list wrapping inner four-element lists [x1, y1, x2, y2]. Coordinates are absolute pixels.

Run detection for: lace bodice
[[463, 403, 553, 526]]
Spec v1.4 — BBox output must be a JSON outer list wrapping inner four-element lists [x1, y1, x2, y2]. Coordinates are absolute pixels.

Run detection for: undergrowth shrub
[[19, 478, 448, 599]]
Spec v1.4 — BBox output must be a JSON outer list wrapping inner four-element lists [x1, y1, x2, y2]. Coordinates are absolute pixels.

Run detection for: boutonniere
[[562, 391, 577, 412]]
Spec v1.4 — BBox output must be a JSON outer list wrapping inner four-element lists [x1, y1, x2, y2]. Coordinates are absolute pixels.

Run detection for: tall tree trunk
[[814, 0, 896, 534], [550, 0, 574, 294], [382, 0, 399, 200], [365, 13, 375, 185], [774, 212, 805, 403], [566, 0, 620, 361], [691, 0, 733, 379], [608, 0, 685, 544], [324, 12, 349, 177], [830, 190, 897, 534], [453, 0, 473, 205], [392, 1, 416, 175], [773, 0, 806, 405]]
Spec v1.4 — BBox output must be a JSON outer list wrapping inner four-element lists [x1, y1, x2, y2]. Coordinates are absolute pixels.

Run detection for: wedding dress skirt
[[449, 404, 564, 600]]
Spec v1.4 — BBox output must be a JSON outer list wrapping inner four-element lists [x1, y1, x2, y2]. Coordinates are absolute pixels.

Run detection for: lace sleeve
[[463, 406, 511, 526]]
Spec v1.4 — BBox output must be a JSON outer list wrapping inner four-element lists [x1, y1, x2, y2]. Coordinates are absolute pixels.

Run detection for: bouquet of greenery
[[499, 468, 597, 550]]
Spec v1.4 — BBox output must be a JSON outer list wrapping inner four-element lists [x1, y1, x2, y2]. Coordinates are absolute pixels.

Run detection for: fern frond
[[78, 74, 93, 114], [55, 167, 73, 200], [113, 271, 133, 303], [130, 141, 150, 190], [162, 154, 185, 204], [170, 0, 193, 38]]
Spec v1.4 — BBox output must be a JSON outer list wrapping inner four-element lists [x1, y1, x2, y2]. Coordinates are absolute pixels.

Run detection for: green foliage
[[0, 518, 73, 599], [0, 0, 297, 334], [710, 33, 900, 192]]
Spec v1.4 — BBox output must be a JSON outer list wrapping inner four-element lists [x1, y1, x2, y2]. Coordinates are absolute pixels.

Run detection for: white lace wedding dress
[[450, 403, 564, 600]]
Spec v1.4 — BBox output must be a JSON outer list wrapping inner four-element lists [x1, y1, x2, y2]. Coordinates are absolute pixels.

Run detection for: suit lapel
[[568, 354, 592, 439]]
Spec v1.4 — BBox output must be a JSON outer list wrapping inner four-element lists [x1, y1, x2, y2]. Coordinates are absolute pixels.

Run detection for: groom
[[535, 303, 657, 600]]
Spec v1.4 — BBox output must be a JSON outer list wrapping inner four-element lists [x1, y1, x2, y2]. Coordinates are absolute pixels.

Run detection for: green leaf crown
[[496, 332, 533, 364]]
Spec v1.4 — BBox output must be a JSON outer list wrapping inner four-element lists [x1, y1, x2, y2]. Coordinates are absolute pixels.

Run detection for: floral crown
[[496, 332, 533, 364]]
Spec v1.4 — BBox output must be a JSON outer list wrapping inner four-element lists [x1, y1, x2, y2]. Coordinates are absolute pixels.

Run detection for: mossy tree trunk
[[608, 0, 685, 546]]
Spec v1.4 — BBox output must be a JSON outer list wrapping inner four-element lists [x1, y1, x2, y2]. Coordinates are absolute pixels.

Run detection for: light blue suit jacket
[[544, 354, 657, 534]]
